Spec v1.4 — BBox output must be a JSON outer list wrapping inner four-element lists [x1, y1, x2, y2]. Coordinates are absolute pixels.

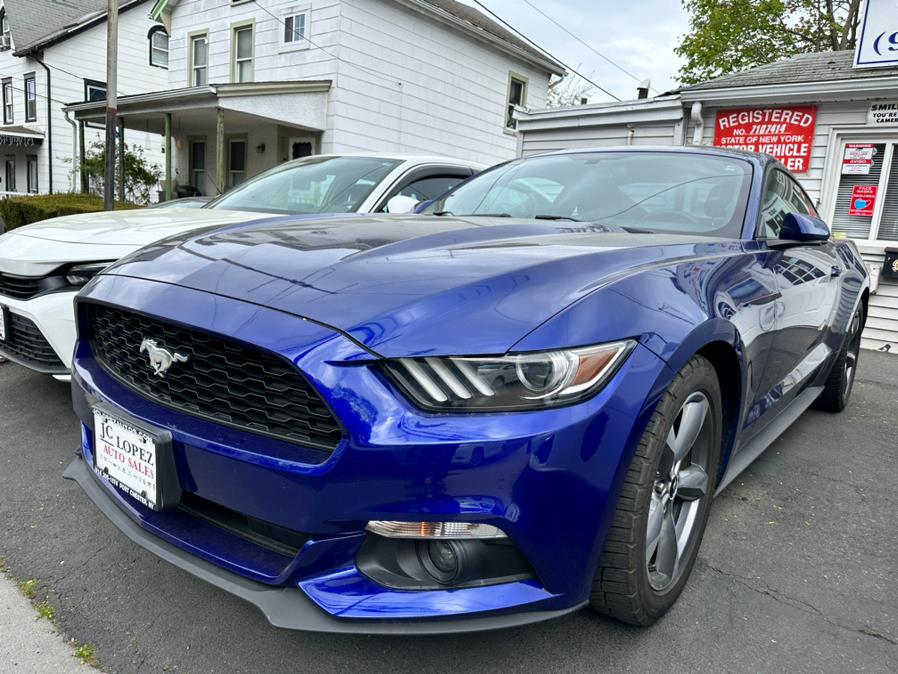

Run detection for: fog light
[[365, 521, 507, 539], [428, 541, 459, 574]]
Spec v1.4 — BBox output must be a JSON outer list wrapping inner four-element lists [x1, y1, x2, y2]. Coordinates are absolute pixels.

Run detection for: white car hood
[[0, 207, 264, 276]]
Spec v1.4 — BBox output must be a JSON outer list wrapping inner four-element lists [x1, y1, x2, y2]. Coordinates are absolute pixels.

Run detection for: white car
[[0, 154, 483, 379]]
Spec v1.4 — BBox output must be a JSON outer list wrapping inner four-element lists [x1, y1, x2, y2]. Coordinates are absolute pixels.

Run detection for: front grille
[[87, 304, 344, 452], [0, 272, 43, 300], [0, 311, 66, 372]]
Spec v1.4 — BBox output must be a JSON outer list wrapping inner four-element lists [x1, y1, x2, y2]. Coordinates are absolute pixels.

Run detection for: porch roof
[[63, 80, 333, 134], [0, 125, 44, 147]]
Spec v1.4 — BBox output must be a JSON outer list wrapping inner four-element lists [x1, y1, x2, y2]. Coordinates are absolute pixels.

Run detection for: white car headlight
[[383, 340, 636, 411], [65, 262, 114, 288]]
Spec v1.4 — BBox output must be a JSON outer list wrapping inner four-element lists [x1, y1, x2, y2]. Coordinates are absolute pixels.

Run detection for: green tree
[[676, 0, 862, 85], [81, 140, 162, 205]]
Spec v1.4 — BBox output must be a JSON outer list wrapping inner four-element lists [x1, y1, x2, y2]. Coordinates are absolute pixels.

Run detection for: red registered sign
[[713, 106, 817, 174], [849, 185, 877, 217]]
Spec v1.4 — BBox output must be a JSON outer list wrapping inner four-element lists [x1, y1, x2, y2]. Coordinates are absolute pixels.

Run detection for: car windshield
[[208, 156, 403, 215], [426, 151, 753, 238]]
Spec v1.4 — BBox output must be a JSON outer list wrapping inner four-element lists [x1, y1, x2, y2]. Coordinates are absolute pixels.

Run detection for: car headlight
[[64, 262, 114, 288], [383, 340, 636, 411]]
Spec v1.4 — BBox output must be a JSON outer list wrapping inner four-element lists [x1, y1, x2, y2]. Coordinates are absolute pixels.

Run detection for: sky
[[457, 0, 689, 102]]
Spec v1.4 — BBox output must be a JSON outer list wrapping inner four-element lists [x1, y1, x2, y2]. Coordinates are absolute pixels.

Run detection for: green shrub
[[0, 194, 140, 232]]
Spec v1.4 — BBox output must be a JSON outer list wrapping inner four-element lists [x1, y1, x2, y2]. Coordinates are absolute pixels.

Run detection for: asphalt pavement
[[0, 353, 896, 673]]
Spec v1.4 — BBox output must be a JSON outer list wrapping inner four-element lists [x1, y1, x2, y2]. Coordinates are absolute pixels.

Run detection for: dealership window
[[232, 24, 254, 83], [2, 78, 12, 124], [283, 11, 309, 46], [26, 155, 37, 193], [84, 79, 106, 102], [827, 140, 898, 242], [506, 75, 527, 130], [149, 26, 169, 68], [23, 74, 36, 122], [189, 33, 209, 86]]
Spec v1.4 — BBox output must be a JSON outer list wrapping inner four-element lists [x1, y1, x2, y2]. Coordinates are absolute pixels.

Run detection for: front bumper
[[0, 290, 76, 374], [69, 275, 669, 631]]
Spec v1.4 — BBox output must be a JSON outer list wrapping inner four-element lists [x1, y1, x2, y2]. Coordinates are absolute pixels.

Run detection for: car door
[[372, 165, 475, 213], [757, 168, 843, 407]]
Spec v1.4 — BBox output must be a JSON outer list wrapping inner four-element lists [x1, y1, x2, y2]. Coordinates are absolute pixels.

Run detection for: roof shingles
[[682, 50, 898, 91]]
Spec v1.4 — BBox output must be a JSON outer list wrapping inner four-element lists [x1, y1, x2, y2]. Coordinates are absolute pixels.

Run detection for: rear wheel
[[813, 305, 864, 413], [590, 355, 722, 625]]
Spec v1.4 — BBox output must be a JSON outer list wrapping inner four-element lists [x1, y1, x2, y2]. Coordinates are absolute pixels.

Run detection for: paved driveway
[[0, 353, 895, 673]]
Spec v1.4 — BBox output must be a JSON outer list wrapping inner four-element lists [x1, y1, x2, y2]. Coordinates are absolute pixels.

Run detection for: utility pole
[[103, 0, 118, 210]]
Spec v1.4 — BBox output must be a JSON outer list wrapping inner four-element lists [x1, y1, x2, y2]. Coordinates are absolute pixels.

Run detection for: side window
[[379, 175, 468, 212], [759, 171, 817, 238]]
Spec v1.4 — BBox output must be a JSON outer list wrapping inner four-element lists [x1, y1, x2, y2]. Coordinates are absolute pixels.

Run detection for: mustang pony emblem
[[139, 338, 188, 377]]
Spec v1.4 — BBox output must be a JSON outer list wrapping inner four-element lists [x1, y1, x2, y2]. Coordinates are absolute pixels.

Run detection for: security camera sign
[[713, 107, 817, 174], [843, 143, 876, 175]]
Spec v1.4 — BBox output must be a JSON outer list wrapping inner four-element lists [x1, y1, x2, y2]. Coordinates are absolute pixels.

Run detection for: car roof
[[307, 153, 488, 170], [529, 145, 776, 169]]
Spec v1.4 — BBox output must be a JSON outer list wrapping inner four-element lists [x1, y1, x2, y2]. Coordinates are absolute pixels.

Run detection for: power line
[[255, 2, 408, 88], [470, 0, 621, 101], [520, 0, 659, 94]]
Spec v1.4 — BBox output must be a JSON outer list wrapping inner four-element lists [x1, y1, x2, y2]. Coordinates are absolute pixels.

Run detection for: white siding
[[330, 0, 548, 164], [0, 4, 167, 196], [520, 122, 678, 156]]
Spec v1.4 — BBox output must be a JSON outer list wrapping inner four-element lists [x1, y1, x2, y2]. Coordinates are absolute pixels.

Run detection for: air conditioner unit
[[0, 34, 11, 50]]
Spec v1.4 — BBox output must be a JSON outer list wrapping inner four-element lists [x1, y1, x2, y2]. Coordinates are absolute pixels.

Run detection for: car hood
[[0, 207, 265, 276], [106, 215, 740, 357]]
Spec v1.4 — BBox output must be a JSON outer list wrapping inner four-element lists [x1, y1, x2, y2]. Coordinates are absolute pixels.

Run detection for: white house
[[66, 0, 562, 198], [0, 0, 167, 196]]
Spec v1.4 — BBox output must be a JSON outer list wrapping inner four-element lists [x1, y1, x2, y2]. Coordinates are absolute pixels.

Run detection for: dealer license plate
[[93, 409, 160, 509], [0, 306, 7, 341]]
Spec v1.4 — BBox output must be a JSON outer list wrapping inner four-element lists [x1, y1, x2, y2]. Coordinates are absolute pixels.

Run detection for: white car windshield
[[426, 151, 753, 238], [208, 156, 403, 215]]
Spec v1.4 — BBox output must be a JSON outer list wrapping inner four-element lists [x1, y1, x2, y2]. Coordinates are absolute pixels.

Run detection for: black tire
[[590, 355, 722, 625], [813, 305, 864, 413]]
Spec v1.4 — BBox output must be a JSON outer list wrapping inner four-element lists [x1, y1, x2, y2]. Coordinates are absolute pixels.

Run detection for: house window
[[84, 79, 106, 102], [23, 74, 36, 122], [4, 156, 15, 193], [0, 10, 10, 51], [228, 138, 246, 188], [189, 140, 206, 193], [284, 12, 308, 45], [232, 25, 254, 83], [149, 26, 169, 68], [26, 155, 37, 194], [2, 78, 12, 124], [505, 75, 527, 130], [190, 34, 209, 86]]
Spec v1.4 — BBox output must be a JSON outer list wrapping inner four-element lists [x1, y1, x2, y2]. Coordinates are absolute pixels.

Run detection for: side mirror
[[780, 213, 830, 242], [385, 195, 419, 214]]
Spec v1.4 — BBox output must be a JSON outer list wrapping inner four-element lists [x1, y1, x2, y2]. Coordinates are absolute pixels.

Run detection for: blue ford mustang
[[64, 147, 868, 633]]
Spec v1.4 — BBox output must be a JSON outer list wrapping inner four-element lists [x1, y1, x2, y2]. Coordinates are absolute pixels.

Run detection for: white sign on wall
[[855, 0, 898, 68], [868, 101, 898, 124]]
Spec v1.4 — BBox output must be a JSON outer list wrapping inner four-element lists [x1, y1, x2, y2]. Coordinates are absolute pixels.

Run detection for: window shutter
[[831, 143, 884, 239]]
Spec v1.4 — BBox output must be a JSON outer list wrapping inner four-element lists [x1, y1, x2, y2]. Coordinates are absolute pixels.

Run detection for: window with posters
[[830, 141, 898, 241]]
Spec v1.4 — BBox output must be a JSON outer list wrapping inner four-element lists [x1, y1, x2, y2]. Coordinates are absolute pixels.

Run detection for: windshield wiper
[[432, 210, 453, 216], [533, 215, 581, 221]]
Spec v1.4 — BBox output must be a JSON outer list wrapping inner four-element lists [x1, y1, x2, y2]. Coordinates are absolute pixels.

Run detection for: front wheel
[[590, 355, 722, 625], [813, 305, 864, 413]]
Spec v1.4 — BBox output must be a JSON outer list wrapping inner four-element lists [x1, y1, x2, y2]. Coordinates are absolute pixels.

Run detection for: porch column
[[164, 112, 172, 202], [216, 108, 225, 195], [117, 119, 125, 202], [78, 122, 87, 194]]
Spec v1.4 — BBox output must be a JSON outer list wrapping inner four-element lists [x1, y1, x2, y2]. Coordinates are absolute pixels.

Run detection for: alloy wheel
[[843, 309, 863, 397], [645, 391, 712, 591]]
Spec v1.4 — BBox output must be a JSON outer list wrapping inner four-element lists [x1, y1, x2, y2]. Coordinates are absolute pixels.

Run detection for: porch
[[64, 80, 331, 200]]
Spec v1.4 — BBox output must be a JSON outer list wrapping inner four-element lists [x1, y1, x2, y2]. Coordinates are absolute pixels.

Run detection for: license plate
[[93, 409, 160, 510], [0, 306, 6, 341]]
